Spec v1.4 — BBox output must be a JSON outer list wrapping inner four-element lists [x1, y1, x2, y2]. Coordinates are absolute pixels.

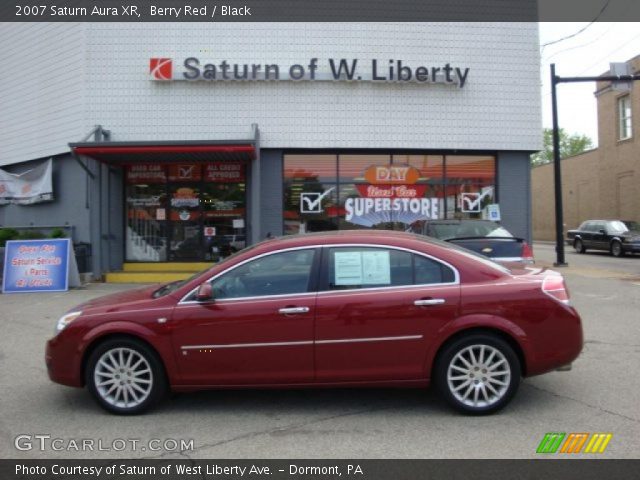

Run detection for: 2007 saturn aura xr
[[46, 231, 583, 415]]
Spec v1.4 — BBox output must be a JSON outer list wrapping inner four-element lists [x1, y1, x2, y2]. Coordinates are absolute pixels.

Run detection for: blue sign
[[2, 239, 70, 293]]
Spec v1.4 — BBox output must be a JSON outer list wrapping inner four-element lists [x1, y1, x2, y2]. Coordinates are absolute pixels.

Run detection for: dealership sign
[[2, 239, 75, 293], [150, 58, 470, 87], [345, 164, 442, 227]]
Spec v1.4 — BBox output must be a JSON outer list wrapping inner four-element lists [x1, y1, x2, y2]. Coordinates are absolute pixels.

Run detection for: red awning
[[70, 141, 256, 164]]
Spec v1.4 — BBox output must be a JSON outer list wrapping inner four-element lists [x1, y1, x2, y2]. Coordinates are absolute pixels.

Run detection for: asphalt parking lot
[[1, 245, 638, 459]]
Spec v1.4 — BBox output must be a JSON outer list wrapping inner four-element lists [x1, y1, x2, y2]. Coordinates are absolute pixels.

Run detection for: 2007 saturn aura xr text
[[46, 230, 583, 415]]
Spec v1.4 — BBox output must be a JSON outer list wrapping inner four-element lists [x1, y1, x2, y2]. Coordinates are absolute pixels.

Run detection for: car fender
[[78, 321, 180, 384], [423, 313, 530, 378]]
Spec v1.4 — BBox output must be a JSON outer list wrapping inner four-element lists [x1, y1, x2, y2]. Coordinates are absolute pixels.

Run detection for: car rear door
[[169, 248, 319, 386], [314, 246, 460, 382]]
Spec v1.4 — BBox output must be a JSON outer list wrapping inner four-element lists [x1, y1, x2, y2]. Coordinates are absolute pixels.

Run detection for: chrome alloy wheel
[[93, 348, 153, 409], [446, 344, 511, 408]]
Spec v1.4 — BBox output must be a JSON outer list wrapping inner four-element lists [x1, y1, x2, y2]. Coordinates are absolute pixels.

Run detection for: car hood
[[621, 230, 640, 239], [73, 284, 162, 312]]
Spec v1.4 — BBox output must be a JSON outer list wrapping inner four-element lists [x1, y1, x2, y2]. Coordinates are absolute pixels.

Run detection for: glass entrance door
[[126, 162, 247, 262], [169, 184, 203, 261]]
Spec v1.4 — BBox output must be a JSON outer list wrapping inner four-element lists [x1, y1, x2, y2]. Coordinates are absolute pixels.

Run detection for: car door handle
[[414, 298, 446, 306], [278, 306, 310, 315]]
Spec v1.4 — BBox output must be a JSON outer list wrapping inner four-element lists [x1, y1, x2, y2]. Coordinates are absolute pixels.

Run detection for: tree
[[531, 128, 593, 166]]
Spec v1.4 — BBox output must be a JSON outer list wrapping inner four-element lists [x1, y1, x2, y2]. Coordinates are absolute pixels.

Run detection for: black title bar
[[4, 459, 640, 480], [2, 0, 640, 22]]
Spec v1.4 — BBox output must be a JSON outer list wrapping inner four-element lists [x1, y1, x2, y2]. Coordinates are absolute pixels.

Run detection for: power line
[[541, 0, 612, 50], [542, 23, 616, 63]]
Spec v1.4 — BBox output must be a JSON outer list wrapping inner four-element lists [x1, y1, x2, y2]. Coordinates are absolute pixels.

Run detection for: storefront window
[[283, 155, 338, 235], [444, 155, 495, 219], [125, 165, 169, 262], [283, 153, 496, 235], [125, 162, 246, 262], [338, 154, 391, 230]]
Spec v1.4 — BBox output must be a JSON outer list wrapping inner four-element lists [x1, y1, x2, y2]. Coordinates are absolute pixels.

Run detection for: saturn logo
[[150, 58, 173, 80]]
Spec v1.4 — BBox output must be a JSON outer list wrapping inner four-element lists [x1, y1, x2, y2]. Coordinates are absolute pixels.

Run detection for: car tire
[[574, 238, 586, 253], [610, 240, 624, 257], [435, 334, 521, 415], [85, 337, 167, 415]]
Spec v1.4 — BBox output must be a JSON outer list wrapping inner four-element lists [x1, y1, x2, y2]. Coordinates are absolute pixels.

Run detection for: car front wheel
[[610, 240, 624, 257], [574, 238, 586, 253], [85, 338, 167, 414], [435, 334, 521, 415]]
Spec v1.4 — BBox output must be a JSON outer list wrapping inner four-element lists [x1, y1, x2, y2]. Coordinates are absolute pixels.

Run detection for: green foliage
[[49, 228, 66, 238], [531, 128, 594, 166], [0, 228, 20, 247], [17, 230, 46, 240]]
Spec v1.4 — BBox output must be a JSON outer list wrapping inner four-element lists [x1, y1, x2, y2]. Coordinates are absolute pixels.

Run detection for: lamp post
[[548, 64, 640, 267]]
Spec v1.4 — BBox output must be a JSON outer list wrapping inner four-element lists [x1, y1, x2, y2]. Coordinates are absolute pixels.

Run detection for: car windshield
[[623, 220, 639, 231], [151, 242, 264, 298], [608, 221, 629, 233], [429, 221, 513, 240]]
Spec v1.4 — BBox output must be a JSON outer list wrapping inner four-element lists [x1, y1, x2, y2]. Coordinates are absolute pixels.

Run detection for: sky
[[538, 22, 640, 146]]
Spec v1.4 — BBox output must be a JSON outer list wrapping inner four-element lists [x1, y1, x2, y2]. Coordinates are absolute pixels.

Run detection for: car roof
[[264, 229, 437, 246]]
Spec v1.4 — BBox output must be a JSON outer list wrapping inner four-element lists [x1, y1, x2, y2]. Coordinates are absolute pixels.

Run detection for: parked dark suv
[[567, 220, 640, 257]]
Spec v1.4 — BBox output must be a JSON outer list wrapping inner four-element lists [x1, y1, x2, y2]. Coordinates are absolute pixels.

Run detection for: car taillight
[[542, 275, 571, 305], [522, 241, 534, 264]]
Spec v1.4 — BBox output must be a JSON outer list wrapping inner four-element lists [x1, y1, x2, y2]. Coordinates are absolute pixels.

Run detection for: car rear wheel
[[85, 338, 167, 415], [610, 240, 624, 257], [574, 238, 586, 253], [435, 334, 520, 415]]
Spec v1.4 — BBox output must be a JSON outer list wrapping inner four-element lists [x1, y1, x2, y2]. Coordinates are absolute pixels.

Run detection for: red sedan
[[46, 230, 583, 415]]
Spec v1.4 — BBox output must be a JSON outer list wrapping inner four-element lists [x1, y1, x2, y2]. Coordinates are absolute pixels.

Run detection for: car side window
[[210, 249, 316, 299], [327, 247, 412, 290], [414, 254, 455, 284]]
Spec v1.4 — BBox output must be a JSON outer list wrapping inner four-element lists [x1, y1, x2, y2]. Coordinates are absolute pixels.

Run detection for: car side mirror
[[599, 229, 606, 235], [196, 283, 214, 302]]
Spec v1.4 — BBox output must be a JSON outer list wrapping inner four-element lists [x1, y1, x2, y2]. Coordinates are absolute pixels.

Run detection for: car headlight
[[55, 311, 82, 335]]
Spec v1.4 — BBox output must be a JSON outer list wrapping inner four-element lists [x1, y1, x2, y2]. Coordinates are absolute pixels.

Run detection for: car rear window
[[428, 221, 512, 239]]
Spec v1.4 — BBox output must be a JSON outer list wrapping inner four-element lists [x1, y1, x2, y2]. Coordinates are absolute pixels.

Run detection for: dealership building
[[0, 23, 541, 281]]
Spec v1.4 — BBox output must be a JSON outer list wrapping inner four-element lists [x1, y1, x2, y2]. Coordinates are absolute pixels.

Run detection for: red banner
[[168, 164, 202, 182], [126, 164, 166, 184], [204, 162, 245, 182]]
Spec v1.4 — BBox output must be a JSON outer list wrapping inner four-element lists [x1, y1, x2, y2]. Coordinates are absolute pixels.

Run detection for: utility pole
[[549, 63, 640, 267]]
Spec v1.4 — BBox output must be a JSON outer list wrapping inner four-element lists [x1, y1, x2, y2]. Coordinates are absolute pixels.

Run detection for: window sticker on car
[[361, 251, 391, 285], [334, 251, 364, 285], [334, 250, 391, 286]]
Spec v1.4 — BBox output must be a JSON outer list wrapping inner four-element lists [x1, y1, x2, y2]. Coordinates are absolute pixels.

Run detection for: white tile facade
[[1, 22, 541, 166], [0, 23, 87, 167]]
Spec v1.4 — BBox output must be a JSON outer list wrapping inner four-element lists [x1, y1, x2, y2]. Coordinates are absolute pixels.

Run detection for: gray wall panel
[[259, 150, 284, 239], [497, 151, 532, 243], [0, 156, 91, 243]]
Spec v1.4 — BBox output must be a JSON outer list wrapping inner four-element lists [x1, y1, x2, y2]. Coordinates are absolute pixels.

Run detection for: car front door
[[169, 248, 319, 386], [591, 222, 608, 250], [314, 246, 460, 382]]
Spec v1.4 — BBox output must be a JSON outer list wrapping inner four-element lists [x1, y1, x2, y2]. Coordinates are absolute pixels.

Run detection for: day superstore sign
[[345, 164, 442, 227]]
